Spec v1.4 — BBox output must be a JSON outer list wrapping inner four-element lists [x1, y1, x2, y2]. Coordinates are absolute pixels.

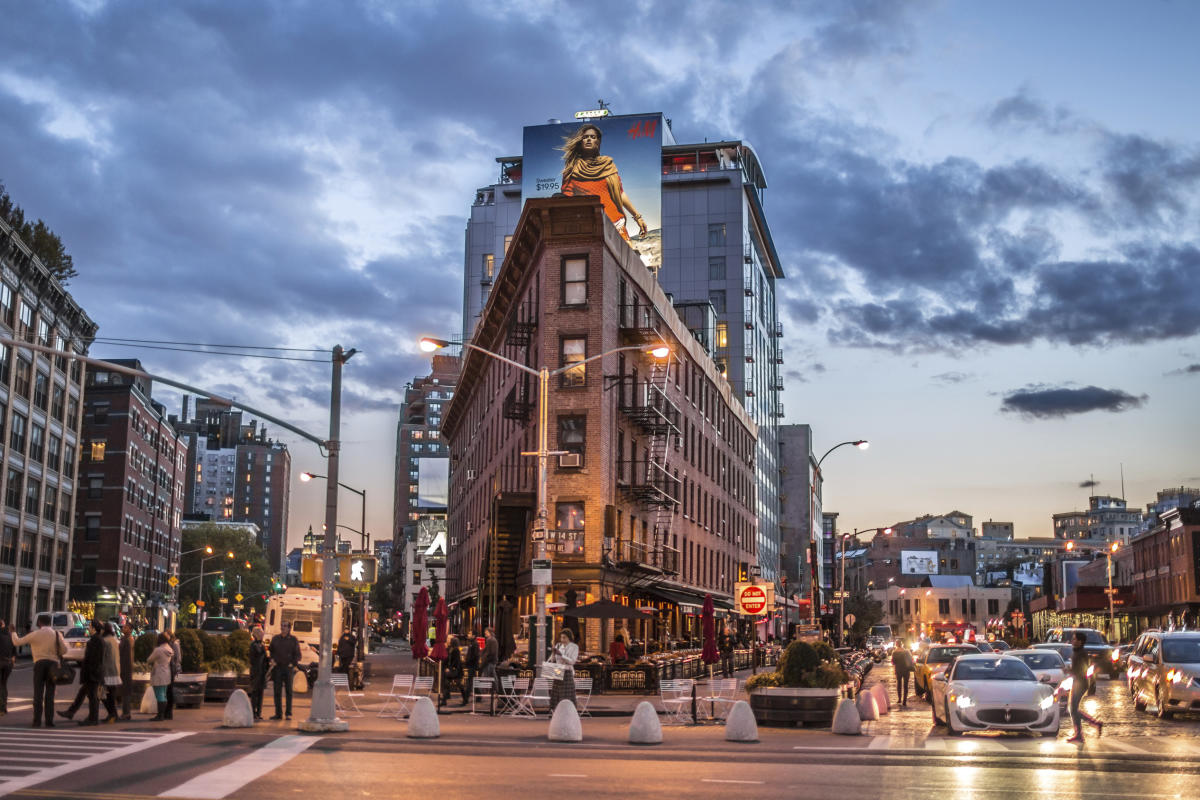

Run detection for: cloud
[[1166, 364, 1200, 376], [1078, 479, 1100, 489], [931, 371, 974, 385], [1000, 385, 1149, 420]]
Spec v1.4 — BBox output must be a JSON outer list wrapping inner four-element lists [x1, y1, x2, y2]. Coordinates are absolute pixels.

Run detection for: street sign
[[845, 613, 857, 626], [833, 591, 850, 599], [167, 575, 179, 588], [233, 604, 244, 611], [187, 603, 197, 614], [234, 593, 243, 602], [532, 558, 552, 586], [737, 583, 769, 615]]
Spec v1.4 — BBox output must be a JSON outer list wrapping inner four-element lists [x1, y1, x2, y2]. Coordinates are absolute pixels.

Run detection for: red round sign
[[739, 585, 768, 614]]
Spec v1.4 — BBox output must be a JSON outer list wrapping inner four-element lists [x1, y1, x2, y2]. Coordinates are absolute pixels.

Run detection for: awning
[[644, 586, 733, 611]]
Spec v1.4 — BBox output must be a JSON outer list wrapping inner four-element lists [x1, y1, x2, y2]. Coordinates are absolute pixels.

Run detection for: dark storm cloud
[[1079, 480, 1100, 489], [1101, 132, 1200, 225], [1000, 385, 1148, 420], [1166, 363, 1200, 376]]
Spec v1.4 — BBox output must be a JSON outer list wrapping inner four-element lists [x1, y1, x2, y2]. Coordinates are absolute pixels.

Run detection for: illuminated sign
[[900, 550, 939, 575], [574, 108, 611, 119]]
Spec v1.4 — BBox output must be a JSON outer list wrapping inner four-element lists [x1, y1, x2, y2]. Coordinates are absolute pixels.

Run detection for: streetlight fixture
[[420, 335, 670, 666], [1065, 539, 1122, 639], [808, 440, 869, 628], [837, 526, 893, 645]]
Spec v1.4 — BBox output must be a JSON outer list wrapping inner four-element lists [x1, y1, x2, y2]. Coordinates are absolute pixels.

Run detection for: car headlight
[[1039, 694, 1056, 710], [950, 692, 975, 709], [1059, 676, 1074, 693], [1110, 650, 1120, 663]]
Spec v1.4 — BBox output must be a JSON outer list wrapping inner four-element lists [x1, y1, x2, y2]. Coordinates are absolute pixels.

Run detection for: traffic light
[[216, 577, 225, 589], [738, 563, 748, 582]]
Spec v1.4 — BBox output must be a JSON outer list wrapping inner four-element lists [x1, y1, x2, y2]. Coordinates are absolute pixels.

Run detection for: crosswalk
[[0, 726, 191, 797], [794, 734, 1200, 760]]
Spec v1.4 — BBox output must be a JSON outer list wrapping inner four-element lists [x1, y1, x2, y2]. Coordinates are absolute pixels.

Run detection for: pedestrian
[[480, 627, 498, 679], [336, 629, 357, 673], [892, 643, 915, 707], [1067, 630, 1102, 742], [13, 614, 68, 727], [147, 633, 174, 722], [162, 631, 181, 720], [462, 631, 480, 705], [59, 620, 105, 725], [441, 636, 464, 705], [248, 627, 269, 721], [547, 629, 578, 710], [718, 626, 735, 678], [0, 619, 13, 716], [100, 623, 120, 723], [268, 621, 301, 720], [118, 623, 134, 720]]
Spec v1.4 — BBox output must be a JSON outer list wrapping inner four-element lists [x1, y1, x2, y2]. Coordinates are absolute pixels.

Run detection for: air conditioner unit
[[559, 453, 582, 468]]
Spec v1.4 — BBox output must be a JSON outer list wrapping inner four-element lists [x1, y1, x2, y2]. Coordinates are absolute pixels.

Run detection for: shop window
[[555, 501, 585, 557]]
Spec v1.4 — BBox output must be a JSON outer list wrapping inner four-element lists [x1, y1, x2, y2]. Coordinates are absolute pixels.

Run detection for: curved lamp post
[[420, 336, 669, 666], [808, 440, 868, 628]]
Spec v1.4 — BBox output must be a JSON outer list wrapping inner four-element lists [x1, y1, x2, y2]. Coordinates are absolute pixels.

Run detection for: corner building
[[443, 196, 757, 655]]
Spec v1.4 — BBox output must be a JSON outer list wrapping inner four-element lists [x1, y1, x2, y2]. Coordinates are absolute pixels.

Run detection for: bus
[[264, 587, 350, 666]]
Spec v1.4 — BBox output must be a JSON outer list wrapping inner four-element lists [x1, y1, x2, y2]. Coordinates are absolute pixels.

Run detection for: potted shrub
[[746, 640, 850, 727], [131, 660, 152, 702], [204, 656, 250, 701], [226, 630, 253, 691], [172, 628, 208, 707]]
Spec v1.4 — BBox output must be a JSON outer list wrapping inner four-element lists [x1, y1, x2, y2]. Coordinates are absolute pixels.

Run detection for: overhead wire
[[89, 340, 331, 363]]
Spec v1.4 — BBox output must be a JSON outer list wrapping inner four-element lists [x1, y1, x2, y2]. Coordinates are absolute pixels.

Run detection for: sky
[[1, 0, 1197, 552]]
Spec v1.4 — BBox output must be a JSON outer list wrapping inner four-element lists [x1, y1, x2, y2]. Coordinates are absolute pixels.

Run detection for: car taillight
[[1111, 650, 1119, 662]]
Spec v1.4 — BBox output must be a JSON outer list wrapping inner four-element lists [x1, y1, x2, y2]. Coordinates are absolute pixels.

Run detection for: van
[[263, 587, 349, 665]]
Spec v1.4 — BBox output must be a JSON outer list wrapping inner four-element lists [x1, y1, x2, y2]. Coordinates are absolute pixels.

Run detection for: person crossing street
[[892, 644, 915, 707]]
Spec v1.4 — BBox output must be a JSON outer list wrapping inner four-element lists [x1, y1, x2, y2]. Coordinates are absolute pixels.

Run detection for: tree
[[0, 181, 77, 284], [843, 591, 885, 642], [178, 523, 274, 617]]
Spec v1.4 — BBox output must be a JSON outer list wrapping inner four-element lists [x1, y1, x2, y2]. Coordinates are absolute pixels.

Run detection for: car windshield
[[928, 646, 979, 664], [1162, 640, 1200, 663], [952, 658, 1036, 681], [1066, 630, 1108, 645], [64, 628, 88, 639], [1015, 652, 1064, 670], [201, 618, 238, 632]]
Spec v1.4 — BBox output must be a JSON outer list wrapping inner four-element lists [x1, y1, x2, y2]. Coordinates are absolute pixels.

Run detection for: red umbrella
[[701, 593, 719, 665], [430, 597, 449, 661], [411, 586, 429, 660]]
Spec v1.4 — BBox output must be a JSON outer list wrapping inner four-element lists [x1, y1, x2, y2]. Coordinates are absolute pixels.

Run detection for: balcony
[[502, 384, 532, 423], [620, 459, 680, 509], [613, 539, 647, 564], [618, 304, 661, 345], [618, 380, 681, 436]]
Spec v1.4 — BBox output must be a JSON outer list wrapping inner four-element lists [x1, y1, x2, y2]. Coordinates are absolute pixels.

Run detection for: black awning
[[644, 586, 733, 611]]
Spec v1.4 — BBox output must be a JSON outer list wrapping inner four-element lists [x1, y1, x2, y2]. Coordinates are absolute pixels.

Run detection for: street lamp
[[1065, 539, 1122, 639], [300, 471, 370, 660], [420, 335, 670, 666], [837, 526, 892, 646], [808, 440, 868, 628]]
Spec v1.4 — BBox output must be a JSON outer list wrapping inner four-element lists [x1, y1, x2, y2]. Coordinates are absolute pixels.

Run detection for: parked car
[[61, 626, 90, 663], [200, 617, 246, 636], [988, 640, 1011, 652], [930, 654, 1060, 736], [1043, 627, 1118, 678], [1127, 630, 1200, 719], [915, 644, 981, 700]]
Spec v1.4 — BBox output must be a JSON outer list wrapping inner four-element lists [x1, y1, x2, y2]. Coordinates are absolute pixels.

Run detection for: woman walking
[[548, 629, 579, 711], [147, 633, 174, 722], [100, 623, 121, 723], [248, 628, 269, 721], [1067, 630, 1103, 742]]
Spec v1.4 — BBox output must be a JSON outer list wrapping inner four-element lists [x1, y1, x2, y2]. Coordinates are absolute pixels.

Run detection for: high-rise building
[[461, 112, 784, 586], [778, 424, 819, 613], [0, 217, 96, 630], [72, 360, 187, 629], [175, 399, 291, 572], [392, 354, 457, 622]]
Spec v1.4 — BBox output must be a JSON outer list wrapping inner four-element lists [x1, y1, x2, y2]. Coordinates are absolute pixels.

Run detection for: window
[[9, 413, 25, 453], [708, 223, 726, 247], [50, 385, 64, 420], [24, 481, 39, 515], [38, 537, 52, 572], [708, 290, 726, 314], [483, 253, 495, 280], [85, 515, 100, 541], [88, 476, 103, 499], [91, 441, 106, 461], [92, 402, 109, 424], [18, 302, 33, 336], [412, 570, 421, 584], [43, 489, 56, 521], [14, 358, 30, 399], [708, 256, 726, 280], [33, 372, 49, 410], [560, 337, 586, 387], [0, 526, 15, 565], [555, 501, 585, 556], [19, 533, 34, 569], [29, 424, 44, 463], [558, 415, 586, 463], [562, 256, 587, 305], [503, 235, 512, 254], [81, 560, 96, 584], [62, 445, 75, 478], [987, 599, 1000, 615], [0, 345, 9, 384], [0, 284, 12, 326]]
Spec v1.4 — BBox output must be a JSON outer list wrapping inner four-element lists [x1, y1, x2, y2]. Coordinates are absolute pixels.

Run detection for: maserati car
[[930, 654, 1060, 737]]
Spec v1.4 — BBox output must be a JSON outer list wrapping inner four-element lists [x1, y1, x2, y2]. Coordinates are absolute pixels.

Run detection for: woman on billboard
[[559, 124, 646, 241]]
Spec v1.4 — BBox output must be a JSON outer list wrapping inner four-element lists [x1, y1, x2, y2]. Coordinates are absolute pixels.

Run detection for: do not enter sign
[[738, 584, 768, 615]]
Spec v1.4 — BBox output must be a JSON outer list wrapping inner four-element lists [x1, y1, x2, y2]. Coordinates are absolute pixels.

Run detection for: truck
[[264, 587, 350, 667]]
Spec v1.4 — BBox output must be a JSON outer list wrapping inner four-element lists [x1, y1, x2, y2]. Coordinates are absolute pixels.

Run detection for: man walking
[[269, 621, 301, 720], [462, 632, 479, 705], [1068, 631, 1103, 742], [0, 620, 14, 715], [14, 614, 67, 727], [892, 643, 915, 707], [118, 623, 134, 720], [480, 627, 498, 679], [59, 620, 105, 724], [718, 627, 735, 678]]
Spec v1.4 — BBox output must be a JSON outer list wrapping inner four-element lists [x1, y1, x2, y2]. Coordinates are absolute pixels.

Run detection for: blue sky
[[1, 0, 1196, 549]]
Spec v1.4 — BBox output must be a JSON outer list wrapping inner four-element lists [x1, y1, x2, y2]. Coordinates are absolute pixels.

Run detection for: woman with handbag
[[548, 629, 579, 710], [100, 623, 121, 723]]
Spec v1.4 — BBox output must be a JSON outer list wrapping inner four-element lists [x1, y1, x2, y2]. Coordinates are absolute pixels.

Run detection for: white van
[[263, 587, 349, 665]]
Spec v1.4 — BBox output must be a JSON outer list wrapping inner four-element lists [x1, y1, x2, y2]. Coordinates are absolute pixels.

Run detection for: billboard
[[416, 458, 448, 509], [901, 550, 939, 575], [1013, 562, 1044, 587], [523, 113, 665, 271], [1060, 560, 1089, 596]]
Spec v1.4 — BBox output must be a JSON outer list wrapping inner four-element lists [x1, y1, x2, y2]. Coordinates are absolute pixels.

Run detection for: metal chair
[[377, 674, 415, 717], [574, 676, 593, 717], [331, 673, 363, 717], [703, 678, 739, 720], [509, 677, 552, 718], [470, 677, 495, 715], [658, 678, 693, 725]]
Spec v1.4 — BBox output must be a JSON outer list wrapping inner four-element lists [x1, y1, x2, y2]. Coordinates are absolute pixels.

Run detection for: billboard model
[[901, 550, 939, 575], [1013, 562, 1044, 587], [523, 113, 665, 271], [416, 458, 448, 509]]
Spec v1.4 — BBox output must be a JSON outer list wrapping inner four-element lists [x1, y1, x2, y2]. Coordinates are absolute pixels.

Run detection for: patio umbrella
[[411, 586, 429, 660], [497, 596, 515, 661], [701, 593, 719, 665], [561, 598, 652, 620], [431, 597, 449, 661]]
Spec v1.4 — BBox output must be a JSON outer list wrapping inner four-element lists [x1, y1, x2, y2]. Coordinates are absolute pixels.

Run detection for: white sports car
[[1007, 649, 1068, 691], [930, 654, 1060, 736]]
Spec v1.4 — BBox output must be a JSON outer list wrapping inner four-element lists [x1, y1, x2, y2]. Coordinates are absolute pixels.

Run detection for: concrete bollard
[[856, 691, 880, 721], [407, 696, 441, 739], [548, 700, 583, 742], [871, 683, 890, 715], [222, 689, 254, 728], [724, 700, 758, 743], [628, 701, 663, 745], [292, 670, 309, 694], [832, 697, 863, 735]]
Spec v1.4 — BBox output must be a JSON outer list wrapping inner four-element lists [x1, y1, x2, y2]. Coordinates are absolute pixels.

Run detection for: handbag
[[540, 662, 566, 681], [51, 661, 76, 685]]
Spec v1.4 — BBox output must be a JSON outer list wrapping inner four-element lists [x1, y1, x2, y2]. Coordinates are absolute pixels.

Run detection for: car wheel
[[1156, 684, 1174, 720], [944, 702, 961, 737]]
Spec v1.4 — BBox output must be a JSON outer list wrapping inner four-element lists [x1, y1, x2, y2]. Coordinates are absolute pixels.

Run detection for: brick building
[[1129, 507, 1200, 629], [71, 360, 187, 629], [442, 196, 757, 655]]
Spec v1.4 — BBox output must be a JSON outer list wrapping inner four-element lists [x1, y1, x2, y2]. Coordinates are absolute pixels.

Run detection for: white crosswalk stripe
[[0, 726, 191, 797]]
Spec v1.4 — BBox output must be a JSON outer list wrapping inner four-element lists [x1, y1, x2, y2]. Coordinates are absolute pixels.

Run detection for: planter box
[[131, 673, 151, 705], [749, 687, 841, 727], [173, 673, 208, 707], [205, 671, 239, 702]]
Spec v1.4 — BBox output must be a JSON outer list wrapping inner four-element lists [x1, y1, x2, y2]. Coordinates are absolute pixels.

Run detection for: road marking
[[1101, 740, 1149, 755], [0, 729, 190, 797], [158, 735, 319, 799], [702, 779, 764, 784], [548, 774, 588, 778], [923, 738, 947, 750], [868, 736, 892, 749]]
